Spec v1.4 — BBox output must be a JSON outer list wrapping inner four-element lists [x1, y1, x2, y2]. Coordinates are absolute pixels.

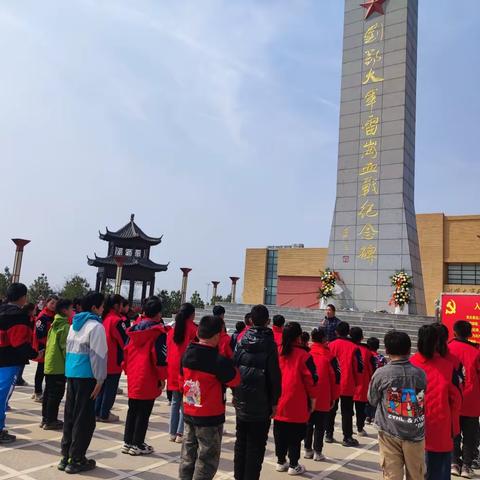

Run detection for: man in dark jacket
[[0, 283, 37, 444], [322, 304, 341, 342], [233, 304, 282, 480]]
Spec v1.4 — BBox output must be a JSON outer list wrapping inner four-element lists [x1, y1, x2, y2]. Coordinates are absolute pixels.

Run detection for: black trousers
[[234, 418, 271, 480], [61, 378, 97, 461], [95, 373, 120, 419], [354, 400, 367, 432], [326, 396, 354, 440], [305, 411, 328, 453], [42, 374, 66, 423], [34, 362, 45, 394], [454, 416, 480, 467], [124, 398, 155, 447], [273, 420, 306, 468]]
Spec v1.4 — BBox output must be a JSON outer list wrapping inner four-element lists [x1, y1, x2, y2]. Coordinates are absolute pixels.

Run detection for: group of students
[[1, 285, 480, 480]]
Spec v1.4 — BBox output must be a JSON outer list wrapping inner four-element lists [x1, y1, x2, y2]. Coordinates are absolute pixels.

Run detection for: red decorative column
[[211, 281, 220, 305], [11, 239, 31, 283], [229, 276, 240, 303], [114, 256, 125, 295], [180, 268, 192, 304]]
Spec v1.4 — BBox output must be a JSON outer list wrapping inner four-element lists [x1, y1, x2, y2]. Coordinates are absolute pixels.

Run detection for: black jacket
[[0, 303, 37, 367], [233, 326, 282, 422]]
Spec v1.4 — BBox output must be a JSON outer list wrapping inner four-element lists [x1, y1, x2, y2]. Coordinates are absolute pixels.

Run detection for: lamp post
[[229, 276, 240, 303], [211, 281, 220, 305], [180, 268, 192, 304], [114, 256, 125, 295], [11, 239, 31, 283]]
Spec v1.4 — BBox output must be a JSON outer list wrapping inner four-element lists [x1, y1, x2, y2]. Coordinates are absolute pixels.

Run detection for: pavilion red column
[[11, 239, 31, 283], [180, 268, 192, 304], [211, 281, 220, 305], [114, 256, 125, 295], [229, 277, 240, 303]]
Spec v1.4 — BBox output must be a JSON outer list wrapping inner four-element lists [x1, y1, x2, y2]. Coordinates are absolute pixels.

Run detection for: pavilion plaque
[[327, 0, 426, 314]]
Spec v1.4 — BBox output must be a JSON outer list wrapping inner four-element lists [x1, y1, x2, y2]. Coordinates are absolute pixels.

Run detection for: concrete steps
[[196, 303, 436, 351]]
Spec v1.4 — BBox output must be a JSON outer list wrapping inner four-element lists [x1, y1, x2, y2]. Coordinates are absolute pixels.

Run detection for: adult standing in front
[[233, 305, 281, 480], [322, 304, 340, 343]]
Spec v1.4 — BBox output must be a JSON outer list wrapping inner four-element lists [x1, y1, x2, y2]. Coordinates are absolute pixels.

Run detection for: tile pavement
[[1, 365, 382, 479]]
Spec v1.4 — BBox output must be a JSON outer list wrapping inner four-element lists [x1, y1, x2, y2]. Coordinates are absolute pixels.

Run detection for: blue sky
[[1, 0, 479, 301]]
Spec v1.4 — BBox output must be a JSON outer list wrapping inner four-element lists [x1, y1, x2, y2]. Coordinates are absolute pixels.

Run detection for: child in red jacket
[[95, 294, 128, 423], [304, 327, 339, 462], [167, 303, 197, 443], [350, 327, 376, 437], [274, 322, 318, 476], [179, 315, 240, 480], [122, 296, 167, 456], [212, 305, 233, 359], [272, 314, 285, 351], [448, 320, 480, 478], [326, 321, 363, 447], [411, 324, 462, 480]]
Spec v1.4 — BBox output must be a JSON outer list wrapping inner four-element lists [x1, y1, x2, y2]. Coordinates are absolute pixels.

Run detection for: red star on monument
[[360, 0, 385, 19]]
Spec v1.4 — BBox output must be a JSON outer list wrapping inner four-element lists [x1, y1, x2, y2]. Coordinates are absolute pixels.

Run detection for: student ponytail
[[102, 294, 123, 319], [173, 302, 195, 345], [281, 321, 302, 356], [417, 324, 438, 360], [434, 323, 449, 357]]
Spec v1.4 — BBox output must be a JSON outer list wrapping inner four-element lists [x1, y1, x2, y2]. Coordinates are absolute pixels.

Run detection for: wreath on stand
[[318, 268, 338, 305], [389, 271, 413, 310]]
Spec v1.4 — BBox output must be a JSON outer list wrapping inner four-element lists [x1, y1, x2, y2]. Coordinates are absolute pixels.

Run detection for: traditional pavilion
[[88, 214, 168, 303]]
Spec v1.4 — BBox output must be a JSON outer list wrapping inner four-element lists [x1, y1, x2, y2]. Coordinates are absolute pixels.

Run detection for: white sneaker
[[175, 434, 183, 444], [128, 443, 154, 456], [169, 434, 176, 442], [276, 462, 289, 472], [357, 430, 368, 437], [313, 452, 325, 462], [121, 444, 131, 454], [303, 449, 313, 459], [288, 464, 306, 475]]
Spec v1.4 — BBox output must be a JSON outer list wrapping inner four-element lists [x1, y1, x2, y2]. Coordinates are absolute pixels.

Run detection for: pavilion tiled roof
[[99, 214, 163, 245], [87, 254, 169, 272]]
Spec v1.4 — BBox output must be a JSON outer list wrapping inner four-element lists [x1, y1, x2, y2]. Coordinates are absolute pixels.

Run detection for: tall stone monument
[[327, 0, 426, 314]]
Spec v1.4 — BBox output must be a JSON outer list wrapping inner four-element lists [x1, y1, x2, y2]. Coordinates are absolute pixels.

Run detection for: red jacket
[[354, 344, 376, 402], [444, 350, 463, 436], [237, 325, 250, 343], [219, 331, 233, 359], [275, 345, 319, 423], [33, 307, 55, 363], [123, 319, 167, 400], [411, 352, 462, 452], [272, 326, 283, 350], [181, 343, 240, 426], [448, 339, 480, 417], [328, 337, 363, 397], [310, 343, 340, 412], [103, 311, 128, 375], [166, 320, 197, 391]]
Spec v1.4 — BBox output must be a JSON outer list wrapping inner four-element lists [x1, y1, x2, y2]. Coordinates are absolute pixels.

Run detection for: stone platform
[[3, 365, 383, 479]]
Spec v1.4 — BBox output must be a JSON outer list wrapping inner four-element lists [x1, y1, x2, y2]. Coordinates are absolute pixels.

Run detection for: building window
[[264, 249, 278, 305], [447, 264, 480, 285], [114, 247, 123, 256]]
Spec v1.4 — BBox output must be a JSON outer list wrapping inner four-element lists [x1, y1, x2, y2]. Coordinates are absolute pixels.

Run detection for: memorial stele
[[327, 0, 426, 314]]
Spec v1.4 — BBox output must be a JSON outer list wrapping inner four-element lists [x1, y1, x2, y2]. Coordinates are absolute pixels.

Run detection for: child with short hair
[[368, 331, 426, 480], [272, 314, 285, 350], [122, 296, 167, 455], [304, 327, 339, 462], [230, 321, 246, 350], [60, 293, 107, 474], [41, 298, 73, 430], [179, 315, 240, 480]]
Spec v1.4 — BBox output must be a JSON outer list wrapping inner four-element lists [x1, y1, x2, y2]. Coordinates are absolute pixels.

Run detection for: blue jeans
[[169, 390, 184, 436], [95, 374, 121, 419], [426, 451, 451, 480], [0, 366, 20, 431]]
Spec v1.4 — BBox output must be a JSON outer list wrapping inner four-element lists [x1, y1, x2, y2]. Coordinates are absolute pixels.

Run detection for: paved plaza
[[2, 366, 381, 480]]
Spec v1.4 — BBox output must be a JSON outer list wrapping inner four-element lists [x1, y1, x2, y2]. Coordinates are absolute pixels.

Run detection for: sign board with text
[[441, 293, 480, 344]]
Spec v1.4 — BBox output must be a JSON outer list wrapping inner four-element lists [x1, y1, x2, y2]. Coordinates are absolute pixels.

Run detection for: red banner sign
[[441, 293, 480, 344]]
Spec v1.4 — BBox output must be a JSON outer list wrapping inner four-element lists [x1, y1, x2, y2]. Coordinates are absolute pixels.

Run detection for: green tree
[[224, 294, 232, 303], [190, 290, 205, 309], [157, 289, 182, 318], [211, 295, 225, 305], [28, 273, 54, 304], [0, 267, 12, 300], [102, 282, 114, 295], [60, 275, 90, 300]]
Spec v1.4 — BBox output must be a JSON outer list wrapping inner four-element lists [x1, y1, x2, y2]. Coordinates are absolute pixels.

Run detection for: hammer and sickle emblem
[[445, 300, 457, 315]]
